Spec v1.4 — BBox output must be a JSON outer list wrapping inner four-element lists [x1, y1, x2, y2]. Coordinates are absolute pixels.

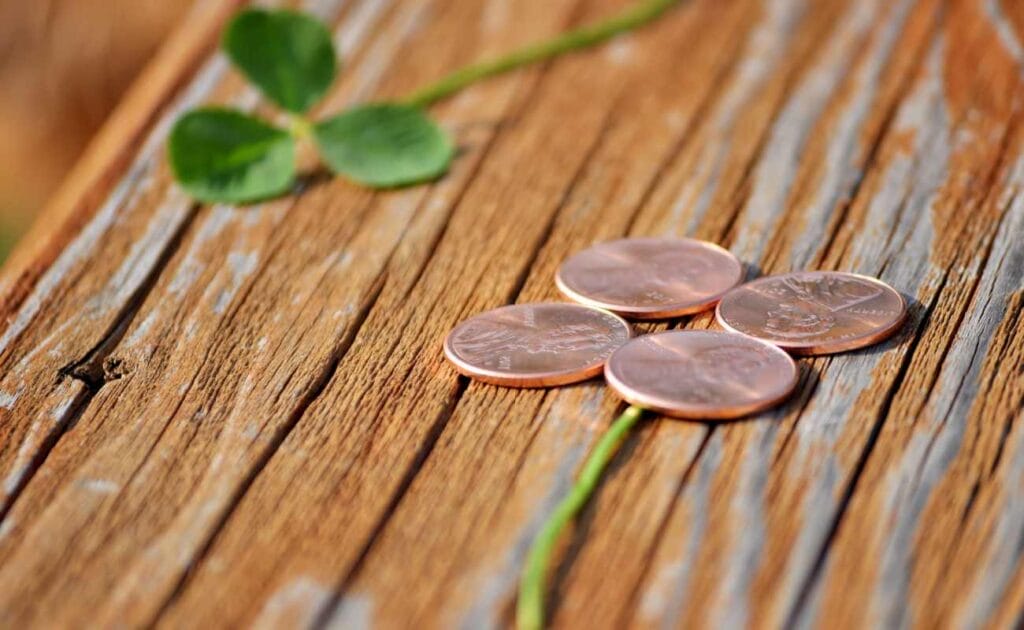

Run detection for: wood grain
[[0, 0, 1022, 627]]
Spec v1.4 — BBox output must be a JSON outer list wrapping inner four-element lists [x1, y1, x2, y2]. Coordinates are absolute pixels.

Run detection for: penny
[[555, 237, 743, 319], [715, 271, 906, 355], [444, 303, 632, 387], [604, 330, 798, 419]]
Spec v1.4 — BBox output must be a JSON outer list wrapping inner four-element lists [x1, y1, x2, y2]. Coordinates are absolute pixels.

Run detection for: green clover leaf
[[313, 104, 454, 187], [223, 8, 337, 114], [168, 0, 677, 204], [169, 107, 295, 203]]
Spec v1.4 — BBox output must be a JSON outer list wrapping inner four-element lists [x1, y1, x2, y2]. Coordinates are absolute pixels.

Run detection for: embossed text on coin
[[444, 303, 632, 387], [715, 271, 906, 355]]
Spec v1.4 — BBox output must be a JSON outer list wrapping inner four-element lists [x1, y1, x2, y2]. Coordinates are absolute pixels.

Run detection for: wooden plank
[[806, 1, 1024, 625], [0, 0, 1021, 627]]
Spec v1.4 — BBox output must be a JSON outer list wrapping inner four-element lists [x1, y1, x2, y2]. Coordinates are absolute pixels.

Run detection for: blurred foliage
[[0, 207, 29, 262], [0, 0, 191, 263]]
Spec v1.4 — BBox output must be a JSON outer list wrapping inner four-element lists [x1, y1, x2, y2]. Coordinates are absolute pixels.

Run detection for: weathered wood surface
[[0, 0, 1022, 627]]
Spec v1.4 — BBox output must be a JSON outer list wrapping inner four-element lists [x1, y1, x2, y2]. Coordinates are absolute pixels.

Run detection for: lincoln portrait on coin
[[452, 321, 616, 369]]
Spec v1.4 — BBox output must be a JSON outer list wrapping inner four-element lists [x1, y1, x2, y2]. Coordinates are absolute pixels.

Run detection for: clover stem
[[404, 0, 680, 108], [516, 404, 645, 630]]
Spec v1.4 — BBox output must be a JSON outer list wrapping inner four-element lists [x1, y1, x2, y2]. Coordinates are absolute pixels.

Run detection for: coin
[[604, 330, 798, 419], [444, 303, 632, 387], [555, 237, 743, 319], [715, 271, 906, 355]]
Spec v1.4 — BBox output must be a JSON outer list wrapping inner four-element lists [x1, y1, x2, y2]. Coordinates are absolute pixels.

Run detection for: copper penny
[[604, 330, 798, 419], [555, 237, 743, 319], [715, 271, 907, 355], [444, 303, 632, 387]]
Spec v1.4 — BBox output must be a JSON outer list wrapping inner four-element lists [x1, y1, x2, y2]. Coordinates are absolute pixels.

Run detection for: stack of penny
[[444, 236, 906, 420]]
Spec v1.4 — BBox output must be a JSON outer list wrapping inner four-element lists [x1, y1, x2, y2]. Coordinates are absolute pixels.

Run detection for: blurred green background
[[0, 0, 193, 262]]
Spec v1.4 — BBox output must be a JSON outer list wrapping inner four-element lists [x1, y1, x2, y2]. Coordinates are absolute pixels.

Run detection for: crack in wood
[[151, 271, 391, 626], [148, 0, 601, 612], [769, 357, 829, 467], [620, 3, 753, 239], [545, 416, 654, 618], [907, 110, 1022, 441], [491, 392, 562, 510], [304, 12, 680, 616], [784, 266, 950, 627], [508, 105, 623, 304], [572, 4, 946, 624], [618, 427, 715, 625], [0, 387, 91, 524], [814, 3, 942, 268], [312, 375, 471, 630], [714, 6, 848, 251], [446, 7, 799, 614], [986, 296, 1024, 477], [312, 70, 630, 628], [58, 203, 201, 392], [0, 203, 201, 526]]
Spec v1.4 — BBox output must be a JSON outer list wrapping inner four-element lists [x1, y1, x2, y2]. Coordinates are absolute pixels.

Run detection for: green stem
[[404, 0, 680, 108], [517, 404, 645, 630]]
